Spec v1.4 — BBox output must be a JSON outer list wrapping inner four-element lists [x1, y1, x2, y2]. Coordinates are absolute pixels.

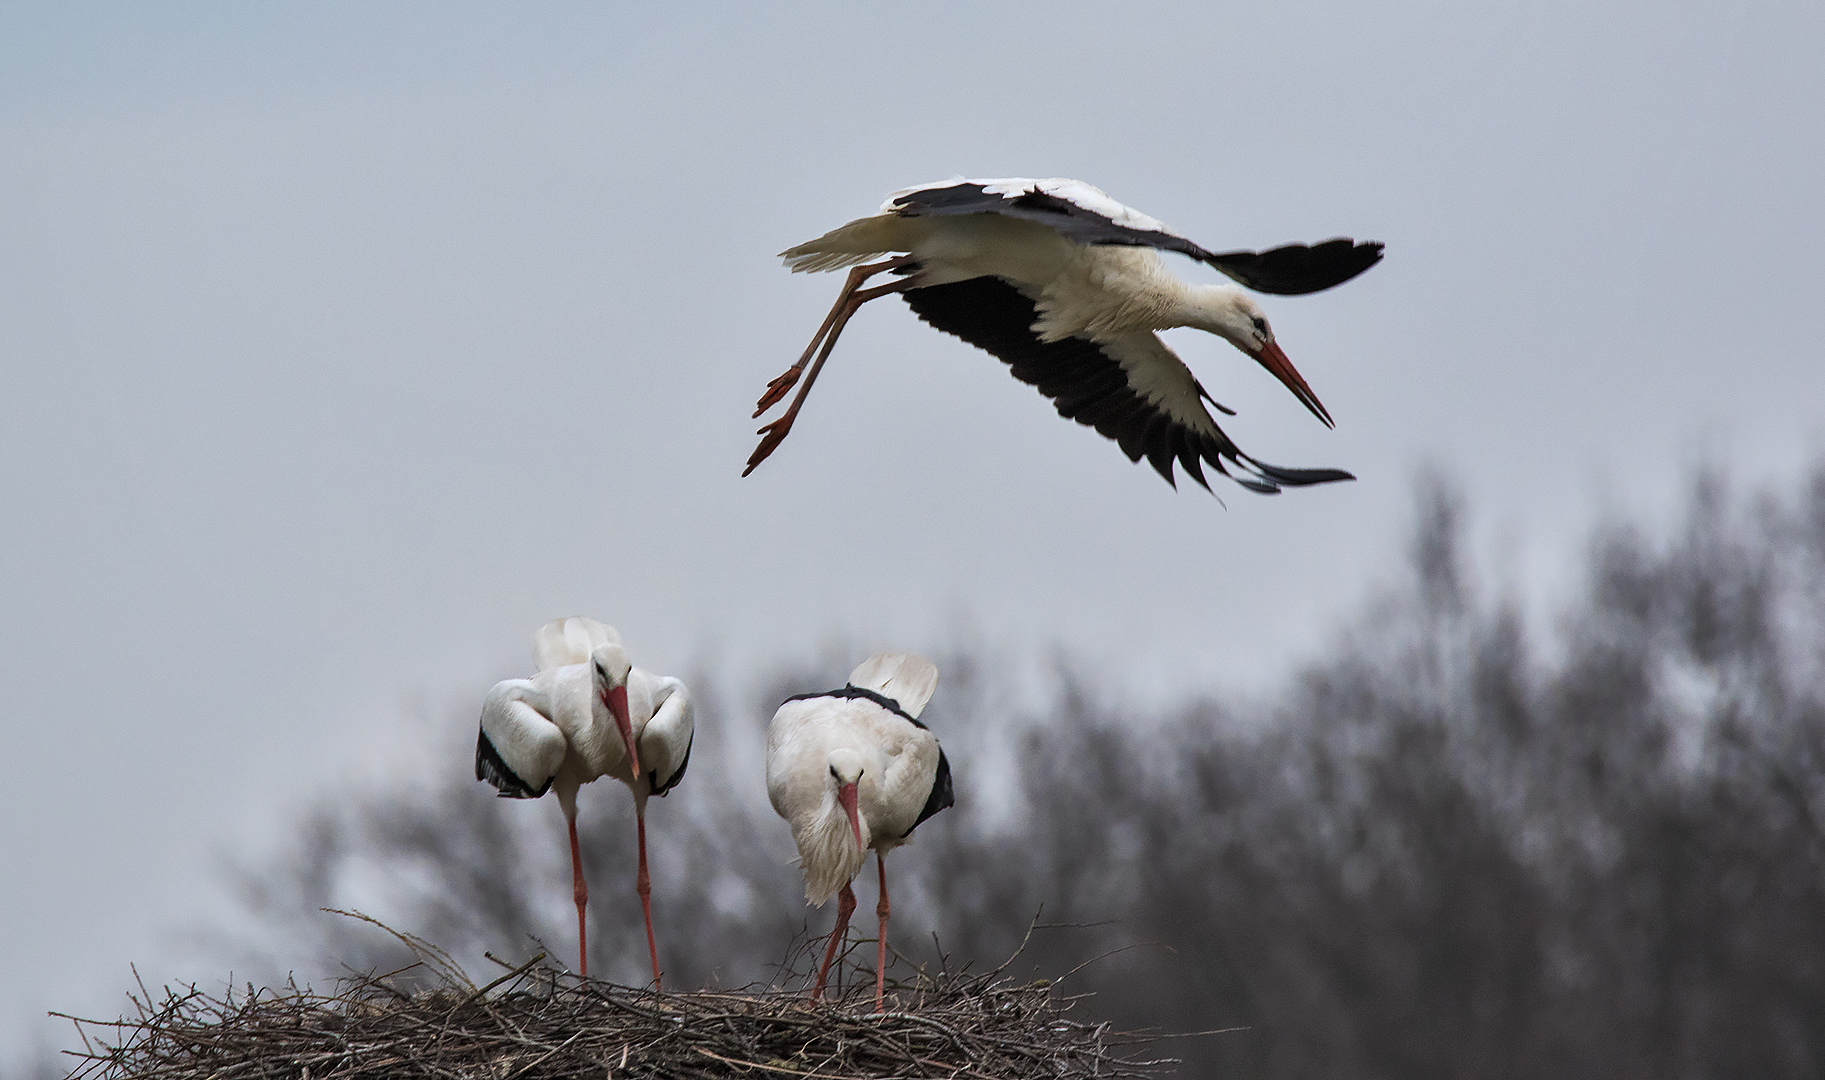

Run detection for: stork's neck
[[1166, 283, 1253, 346]]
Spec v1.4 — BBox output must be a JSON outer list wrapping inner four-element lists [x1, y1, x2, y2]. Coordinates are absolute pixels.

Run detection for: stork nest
[[56, 916, 1183, 1080]]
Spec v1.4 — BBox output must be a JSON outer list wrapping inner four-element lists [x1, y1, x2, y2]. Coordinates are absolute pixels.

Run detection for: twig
[[696, 1046, 847, 1077], [457, 952, 547, 1009], [1052, 941, 1173, 984], [504, 1027, 582, 1079]]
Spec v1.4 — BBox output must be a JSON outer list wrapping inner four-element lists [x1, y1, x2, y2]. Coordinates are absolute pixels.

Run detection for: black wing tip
[[1148, 453, 1354, 495], [1147, 443, 1180, 488], [1208, 238, 1385, 295], [1185, 442, 1355, 495], [1245, 460, 1358, 487]]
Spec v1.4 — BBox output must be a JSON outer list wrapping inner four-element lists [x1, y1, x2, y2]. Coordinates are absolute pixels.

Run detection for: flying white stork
[[475, 617, 694, 986], [746, 177, 1382, 493], [766, 653, 953, 1009]]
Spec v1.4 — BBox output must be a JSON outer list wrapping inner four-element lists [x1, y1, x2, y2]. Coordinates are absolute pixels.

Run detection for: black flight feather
[[1204, 238, 1385, 296], [907, 747, 955, 836]]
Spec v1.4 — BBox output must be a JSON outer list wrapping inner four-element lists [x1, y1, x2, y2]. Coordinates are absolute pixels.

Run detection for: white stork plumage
[[475, 617, 694, 986], [745, 177, 1382, 493], [766, 653, 953, 1008]]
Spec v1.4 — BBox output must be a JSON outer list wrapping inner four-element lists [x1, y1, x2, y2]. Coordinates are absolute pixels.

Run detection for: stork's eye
[[1251, 316, 1268, 335]]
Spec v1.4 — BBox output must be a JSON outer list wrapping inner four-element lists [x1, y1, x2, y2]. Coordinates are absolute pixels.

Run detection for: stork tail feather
[[845, 653, 939, 719]]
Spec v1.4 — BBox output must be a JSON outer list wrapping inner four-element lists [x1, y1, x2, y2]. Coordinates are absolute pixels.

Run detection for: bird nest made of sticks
[[57, 918, 1181, 1080]]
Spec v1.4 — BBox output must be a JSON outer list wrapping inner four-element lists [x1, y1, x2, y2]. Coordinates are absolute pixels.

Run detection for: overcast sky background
[[3, 0, 1822, 1067]]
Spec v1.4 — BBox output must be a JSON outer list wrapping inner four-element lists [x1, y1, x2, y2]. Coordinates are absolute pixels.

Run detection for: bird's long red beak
[[602, 683, 640, 778], [837, 781, 864, 854], [1252, 338, 1334, 428]]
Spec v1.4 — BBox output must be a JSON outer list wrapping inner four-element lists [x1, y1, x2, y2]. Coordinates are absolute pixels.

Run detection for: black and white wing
[[907, 746, 953, 836], [888, 178, 1382, 296], [903, 277, 1355, 493], [639, 675, 694, 797], [476, 682, 566, 799]]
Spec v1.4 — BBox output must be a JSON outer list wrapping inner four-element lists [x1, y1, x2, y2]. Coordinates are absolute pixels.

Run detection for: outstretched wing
[[887, 178, 1382, 295], [903, 276, 1354, 493]]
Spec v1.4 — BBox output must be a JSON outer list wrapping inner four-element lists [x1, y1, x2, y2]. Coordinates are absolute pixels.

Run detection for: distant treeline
[[236, 467, 1825, 1080]]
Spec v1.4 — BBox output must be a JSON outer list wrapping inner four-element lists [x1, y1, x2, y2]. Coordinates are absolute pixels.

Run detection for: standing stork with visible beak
[[766, 653, 953, 1008], [475, 617, 693, 985]]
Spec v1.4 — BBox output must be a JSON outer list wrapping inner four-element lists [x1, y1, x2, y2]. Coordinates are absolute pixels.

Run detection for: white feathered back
[[533, 617, 622, 673], [846, 653, 939, 718]]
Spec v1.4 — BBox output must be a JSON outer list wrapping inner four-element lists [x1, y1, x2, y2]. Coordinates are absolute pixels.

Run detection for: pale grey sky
[[2, 1, 1822, 1066]]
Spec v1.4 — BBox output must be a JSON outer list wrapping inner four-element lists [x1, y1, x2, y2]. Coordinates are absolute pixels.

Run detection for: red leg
[[753, 255, 917, 417], [874, 852, 891, 1011], [811, 883, 857, 1003], [568, 817, 589, 979], [743, 275, 925, 476], [636, 803, 662, 990]]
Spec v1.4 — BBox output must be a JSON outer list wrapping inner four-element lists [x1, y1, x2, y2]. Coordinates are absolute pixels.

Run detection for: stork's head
[[1181, 286, 1334, 429], [791, 747, 872, 904], [827, 748, 867, 855], [591, 643, 640, 776]]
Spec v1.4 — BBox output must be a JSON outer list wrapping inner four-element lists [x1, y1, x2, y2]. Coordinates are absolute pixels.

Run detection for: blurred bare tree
[[226, 466, 1825, 1080]]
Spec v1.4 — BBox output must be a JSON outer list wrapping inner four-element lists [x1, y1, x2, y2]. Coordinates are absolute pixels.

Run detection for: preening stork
[[746, 177, 1383, 493], [475, 617, 694, 986], [766, 653, 953, 1009]]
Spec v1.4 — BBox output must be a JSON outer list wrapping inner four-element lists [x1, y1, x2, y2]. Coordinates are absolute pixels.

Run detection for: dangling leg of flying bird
[[752, 254, 921, 414], [745, 255, 924, 475]]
